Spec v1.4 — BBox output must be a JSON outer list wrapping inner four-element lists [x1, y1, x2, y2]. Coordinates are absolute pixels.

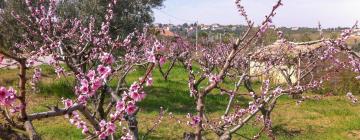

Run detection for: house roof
[[155, 28, 177, 37], [253, 40, 324, 60]]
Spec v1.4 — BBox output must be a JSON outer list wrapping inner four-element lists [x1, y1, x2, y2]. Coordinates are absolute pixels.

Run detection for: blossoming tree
[[1, 0, 166, 139], [0, 0, 359, 140]]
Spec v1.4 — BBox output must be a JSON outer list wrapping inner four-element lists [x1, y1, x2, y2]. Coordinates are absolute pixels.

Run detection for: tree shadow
[[272, 124, 302, 138], [139, 79, 251, 114]]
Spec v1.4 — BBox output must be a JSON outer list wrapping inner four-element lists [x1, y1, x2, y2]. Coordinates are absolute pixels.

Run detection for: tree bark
[[195, 93, 205, 140], [126, 114, 139, 140], [18, 60, 28, 120], [24, 121, 40, 140]]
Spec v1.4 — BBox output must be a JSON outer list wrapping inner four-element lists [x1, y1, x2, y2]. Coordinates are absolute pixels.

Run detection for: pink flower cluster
[[158, 56, 166, 66], [97, 120, 117, 139], [143, 74, 153, 87], [68, 111, 89, 134], [0, 87, 16, 106], [222, 108, 247, 125], [96, 65, 112, 79], [186, 113, 201, 127], [31, 68, 42, 86], [128, 82, 146, 102], [62, 98, 73, 109], [54, 66, 64, 78], [114, 100, 132, 116], [235, 0, 252, 26], [111, 82, 147, 122], [146, 40, 166, 63], [100, 53, 115, 65], [258, 23, 270, 37], [209, 74, 220, 84], [146, 49, 156, 63], [75, 65, 112, 103]]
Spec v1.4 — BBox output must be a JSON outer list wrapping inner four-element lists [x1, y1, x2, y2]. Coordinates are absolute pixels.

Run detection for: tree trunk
[[183, 132, 195, 140], [195, 93, 205, 140], [127, 114, 139, 140], [18, 60, 28, 120], [18, 60, 41, 139], [24, 121, 40, 140]]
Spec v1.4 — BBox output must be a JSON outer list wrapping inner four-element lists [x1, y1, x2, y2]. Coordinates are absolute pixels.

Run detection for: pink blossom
[[100, 53, 115, 65], [188, 115, 201, 127], [0, 87, 8, 101], [147, 53, 156, 63], [62, 99, 73, 109], [77, 95, 89, 103], [106, 122, 116, 134], [129, 82, 140, 93], [97, 120, 117, 139], [68, 112, 89, 135], [125, 102, 137, 115], [128, 82, 146, 102], [129, 91, 146, 102], [146, 76, 153, 87], [79, 85, 89, 94], [27, 59, 35, 67], [258, 23, 269, 37], [32, 68, 42, 83], [116, 101, 125, 111], [97, 65, 112, 79], [87, 70, 96, 81], [80, 79, 89, 87], [99, 133, 107, 140], [209, 74, 220, 83], [159, 56, 166, 66], [154, 40, 165, 52], [4, 88, 16, 105], [0, 87, 16, 106], [76, 121, 86, 129], [272, 87, 283, 96], [81, 126, 89, 134], [55, 67, 64, 78], [99, 120, 107, 128], [192, 116, 201, 125], [91, 78, 103, 91]]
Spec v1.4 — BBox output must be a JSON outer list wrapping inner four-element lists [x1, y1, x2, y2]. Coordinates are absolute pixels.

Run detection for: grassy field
[[1, 64, 360, 140]]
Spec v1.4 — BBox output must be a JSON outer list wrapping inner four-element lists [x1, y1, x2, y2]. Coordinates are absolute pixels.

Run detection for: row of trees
[[0, 0, 359, 140]]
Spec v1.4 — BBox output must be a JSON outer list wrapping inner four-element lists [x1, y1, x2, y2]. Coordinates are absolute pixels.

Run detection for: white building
[[291, 27, 299, 31], [355, 28, 360, 36]]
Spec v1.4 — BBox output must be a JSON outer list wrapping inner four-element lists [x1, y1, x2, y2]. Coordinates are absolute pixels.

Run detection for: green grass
[[1, 64, 360, 140]]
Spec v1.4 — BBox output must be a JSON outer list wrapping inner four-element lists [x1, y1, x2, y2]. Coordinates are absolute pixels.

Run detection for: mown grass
[[1, 63, 360, 140]]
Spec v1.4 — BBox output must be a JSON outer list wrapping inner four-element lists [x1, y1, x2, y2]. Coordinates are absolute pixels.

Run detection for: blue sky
[[153, 0, 360, 28]]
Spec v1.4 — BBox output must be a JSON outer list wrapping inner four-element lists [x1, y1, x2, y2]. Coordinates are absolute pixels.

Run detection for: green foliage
[[0, 0, 28, 50], [57, 0, 164, 38]]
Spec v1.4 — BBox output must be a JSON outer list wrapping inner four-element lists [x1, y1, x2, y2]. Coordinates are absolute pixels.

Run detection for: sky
[[153, 0, 360, 28]]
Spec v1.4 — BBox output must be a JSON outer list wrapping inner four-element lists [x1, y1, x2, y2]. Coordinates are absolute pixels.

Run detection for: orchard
[[0, 0, 359, 140]]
